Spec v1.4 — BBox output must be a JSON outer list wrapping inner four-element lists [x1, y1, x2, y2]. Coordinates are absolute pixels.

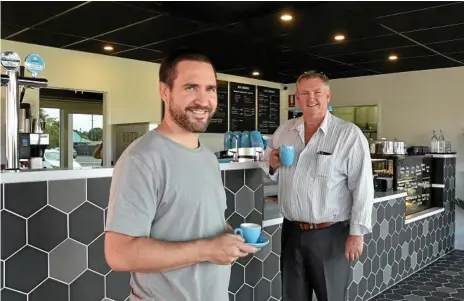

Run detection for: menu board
[[206, 80, 229, 133], [230, 82, 256, 131], [257, 86, 280, 134]]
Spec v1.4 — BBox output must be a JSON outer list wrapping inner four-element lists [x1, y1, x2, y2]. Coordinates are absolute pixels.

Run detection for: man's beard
[[169, 100, 214, 133]]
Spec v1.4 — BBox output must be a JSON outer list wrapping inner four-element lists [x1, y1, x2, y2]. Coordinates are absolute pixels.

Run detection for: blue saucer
[[246, 234, 270, 249]]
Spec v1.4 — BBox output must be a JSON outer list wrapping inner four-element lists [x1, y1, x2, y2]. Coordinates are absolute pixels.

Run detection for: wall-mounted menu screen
[[206, 80, 229, 133], [230, 82, 256, 131], [257, 86, 280, 134]]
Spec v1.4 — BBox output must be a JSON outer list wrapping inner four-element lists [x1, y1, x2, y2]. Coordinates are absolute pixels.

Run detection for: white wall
[[286, 66, 464, 249]]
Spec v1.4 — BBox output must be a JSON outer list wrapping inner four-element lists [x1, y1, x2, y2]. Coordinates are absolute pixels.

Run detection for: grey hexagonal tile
[[411, 252, 417, 270], [236, 284, 253, 301], [383, 264, 392, 285], [225, 170, 245, 193], [5, 246, 48, 293], [245, 209, 262, 225], [50, 238, 87, 284], [353, 261, 363, 284], [433, 241, 439, 256], [229, 263, 244, 293], [225, 188, 235, 220], [105, 271, 130, 301], [245, 168, 263, 191], [49, 179, 86, 213], [28, 206, 68, 252], [254, 278, 271, 301], [263, 252, 279, 280], [402, 241, 409, 260], [245, 257, 263, 287], [70, 202, 104, 245], [70, 270, 104, 301], [89, 234, 111, 276], [1, 210, 26, 260], [1, 288, 27, 301], [87, 177, 111, 209], [255, 235, 272, 261], [4, 181, 47, 218], [235, 186, 254, 217], [29, 278, 68, 301], [227, 212, 245, 228]]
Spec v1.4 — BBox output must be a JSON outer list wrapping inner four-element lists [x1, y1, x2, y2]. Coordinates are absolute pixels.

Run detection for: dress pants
[[281, 218, 351, 301]]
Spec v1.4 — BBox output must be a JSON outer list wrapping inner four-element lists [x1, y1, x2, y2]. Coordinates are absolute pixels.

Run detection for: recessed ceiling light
[[252, 71, 260, 76], [334, 35, 345, 41], [103, 45, 114, 51], [280, 14, 293, 21], [389, 55, 398, 61]]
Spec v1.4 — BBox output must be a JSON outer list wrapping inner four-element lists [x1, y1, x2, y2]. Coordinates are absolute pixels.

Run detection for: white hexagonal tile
[[380, 220, 389, 240], [411, 252, 417, 270], [353, 261, 363, 284], [50, 238, 87, 284], [383, 264, 392, 285], [401, 242, 409, 260]]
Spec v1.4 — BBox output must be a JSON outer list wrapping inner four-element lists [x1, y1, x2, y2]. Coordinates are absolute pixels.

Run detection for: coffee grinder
[[1, 51, 49, 170]]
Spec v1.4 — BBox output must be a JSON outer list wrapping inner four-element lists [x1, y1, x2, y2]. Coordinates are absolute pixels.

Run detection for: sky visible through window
[[43, 108, 103, 131]]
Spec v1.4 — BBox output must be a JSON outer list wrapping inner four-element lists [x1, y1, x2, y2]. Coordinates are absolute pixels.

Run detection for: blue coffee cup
[[233, 223, 262, 243], [279, 145, 295, 166]]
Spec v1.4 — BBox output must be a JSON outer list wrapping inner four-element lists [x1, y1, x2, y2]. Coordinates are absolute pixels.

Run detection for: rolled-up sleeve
[[347, 129, 374, 236], [260, 131, 280, 181]]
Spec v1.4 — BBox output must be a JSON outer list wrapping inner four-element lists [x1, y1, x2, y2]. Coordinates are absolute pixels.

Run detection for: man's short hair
[[297, 70, 331, 91], [159, 49, 216, 88]]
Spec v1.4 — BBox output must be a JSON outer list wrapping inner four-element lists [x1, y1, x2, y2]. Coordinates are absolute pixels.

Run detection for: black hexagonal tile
[[271, 272, 281, 299], [255, 235, 272, 261], [271, 228, 281, 255], [1, 210, 26, 260], [254, 278, 271, 301], [4, 181, 47, 218], [235, 284, 253, 301], [227, 212, 245, 229], [29, 278, 68, 301], [263, 252, 279, 280], [70, 270, 104, 301], [363, 257, 372, 276], [254, 186, 264, 214], [225, 170, 244, 193], [105, 271, 130, 301], [228, 292, 234, 301], [5, 246, 48, 293], [245, 168, 262, 191], [1, 288, 27, 301], [229, 263, 244, 293], [245, 209, 262, 225], [225, 188, 235, 220], [87, 177, 111, 209], [245, 257, 263, 287], [88, 234, 111, 275], [70, 202, 104, 245], [28, 206, 67, 252], [1, 260, 3, 289]]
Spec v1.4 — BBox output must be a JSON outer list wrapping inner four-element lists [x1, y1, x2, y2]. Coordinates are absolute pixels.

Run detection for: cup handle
[[233, 228, 243, 237]]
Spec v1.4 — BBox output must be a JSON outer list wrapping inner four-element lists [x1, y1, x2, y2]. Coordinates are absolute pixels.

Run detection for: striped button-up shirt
[[262, 112, 374, 236]]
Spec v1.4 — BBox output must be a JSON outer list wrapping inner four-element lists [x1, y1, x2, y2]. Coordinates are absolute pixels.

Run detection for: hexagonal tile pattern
[[48, 179, 86, 213], [5, 246, 48, 293], [229, 263, 244, 293], [235, 186, 254, 217], [28, 206, 68, 252], [1, 288, 27, 301], [4, 181, 47, 218], [69, 201, 104, 245], [87, 177, 111, 209], [353, 261, 363, 284], [380, 219, 389, 240], [225, 188, 235, 220], [254, 278, 271, 301], [245, 257, 263, 287], [1, 210, 26, 260], [263, 252, 279, 280], [70, 270, 105, 301], [105, 271, 130, 301], [50, 239, 87, 284], [88, 234, 111, 276], [29, 278, 68, 301]]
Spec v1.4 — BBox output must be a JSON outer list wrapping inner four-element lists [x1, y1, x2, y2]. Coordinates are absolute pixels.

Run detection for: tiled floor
[[372, 250, 464, 301]]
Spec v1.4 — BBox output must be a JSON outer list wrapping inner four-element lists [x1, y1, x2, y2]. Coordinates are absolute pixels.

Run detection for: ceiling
[[1, 1, 464, 83]]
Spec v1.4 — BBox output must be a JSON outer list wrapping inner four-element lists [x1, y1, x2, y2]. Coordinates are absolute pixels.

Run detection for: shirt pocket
[[310, 155, 334, 178]]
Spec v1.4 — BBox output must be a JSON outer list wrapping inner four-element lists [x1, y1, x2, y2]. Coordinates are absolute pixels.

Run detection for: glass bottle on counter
[[438, 130, 446, 153], [430, 130, 438, 153]]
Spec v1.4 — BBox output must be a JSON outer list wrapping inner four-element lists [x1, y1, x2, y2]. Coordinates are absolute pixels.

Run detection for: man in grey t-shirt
[[104, 49, 257, 301]]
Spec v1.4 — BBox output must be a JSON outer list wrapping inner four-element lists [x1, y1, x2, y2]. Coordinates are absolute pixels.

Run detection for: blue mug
[[279, 145, 295, 166], [241, 131, 251, 148], [250, 130, 264, 148], [234, 223, 262, 243]]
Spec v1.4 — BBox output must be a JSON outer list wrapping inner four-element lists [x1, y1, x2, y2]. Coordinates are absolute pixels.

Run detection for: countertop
[[0, 161, 264, 184]]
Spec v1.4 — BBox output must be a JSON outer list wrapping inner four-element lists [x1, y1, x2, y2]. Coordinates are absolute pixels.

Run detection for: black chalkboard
[[206, 80, 229, 133], [257, 86, 280, 134], [230, 82, 256, 131]]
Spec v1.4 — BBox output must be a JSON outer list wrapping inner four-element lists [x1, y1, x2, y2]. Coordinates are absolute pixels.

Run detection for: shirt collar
[[291, 110, 331, 135]]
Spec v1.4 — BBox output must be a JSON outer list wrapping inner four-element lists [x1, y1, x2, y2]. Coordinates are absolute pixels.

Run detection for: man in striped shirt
[[264, 71, 374, 301]]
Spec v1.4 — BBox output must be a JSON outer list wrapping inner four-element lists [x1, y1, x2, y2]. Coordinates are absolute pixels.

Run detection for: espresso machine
[[1, 51, 49, 170]]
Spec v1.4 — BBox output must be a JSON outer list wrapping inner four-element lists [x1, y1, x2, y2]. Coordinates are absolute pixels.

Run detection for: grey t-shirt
[[106, 130, 230, 301]]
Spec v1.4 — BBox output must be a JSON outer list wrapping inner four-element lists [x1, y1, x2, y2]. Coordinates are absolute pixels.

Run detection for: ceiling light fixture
[[103, 45, 114, 51], [334, 35, 345, 41], [252, 71, 260, 76], [389, 55, 398, 61], [280, 14, 293, 21]]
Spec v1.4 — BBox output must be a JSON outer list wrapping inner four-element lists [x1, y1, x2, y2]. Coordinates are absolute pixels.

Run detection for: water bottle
[[438, 130, 446, 153], [430, 130, 438, 153]]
